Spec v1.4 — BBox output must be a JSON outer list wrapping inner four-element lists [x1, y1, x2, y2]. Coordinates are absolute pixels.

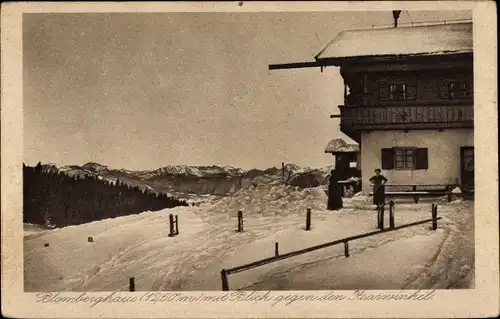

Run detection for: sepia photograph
[[1, 1, 498, 318], [22, 9, 476, 292]]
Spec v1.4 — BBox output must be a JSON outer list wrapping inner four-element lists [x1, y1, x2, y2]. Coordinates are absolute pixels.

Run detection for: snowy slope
[[24, 184, 474, 291]]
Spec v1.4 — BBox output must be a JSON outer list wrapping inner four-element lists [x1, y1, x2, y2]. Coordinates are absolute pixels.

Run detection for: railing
[[220, 203, 441, 291], [338, 103, 473, 130]]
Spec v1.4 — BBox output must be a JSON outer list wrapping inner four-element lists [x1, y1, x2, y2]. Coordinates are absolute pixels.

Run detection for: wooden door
[[460, 147, 474, 192]]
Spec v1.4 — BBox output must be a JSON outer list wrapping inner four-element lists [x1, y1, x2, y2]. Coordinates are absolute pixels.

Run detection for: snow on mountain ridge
[[58, 165, 95, 177], [39, 162, 331, 177], [147, 165, 246, 177], [82, 162, 108, 172]]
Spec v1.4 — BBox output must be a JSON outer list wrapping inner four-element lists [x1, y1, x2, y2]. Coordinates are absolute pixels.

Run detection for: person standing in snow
[[327, 169, 343, 210], [369, 168, 388, 210]]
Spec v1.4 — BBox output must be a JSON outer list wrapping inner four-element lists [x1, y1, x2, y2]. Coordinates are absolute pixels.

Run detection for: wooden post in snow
[[275, 242, 279, 257], [237, 211, 243, 232], [305, 208, 311, 231], [389, 200, 395, 229], [220, 269, 229, 291], [344, 241, 349, 258], [175, 215, 179, 235], [168, 214, 175, 237], [129, 277, 135, 291], [432, 204, 438, 230], [377, 204, 385, 230]]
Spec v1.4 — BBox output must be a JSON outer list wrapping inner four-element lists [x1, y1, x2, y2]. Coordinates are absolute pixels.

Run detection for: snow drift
[[24, 183, 474, 292]]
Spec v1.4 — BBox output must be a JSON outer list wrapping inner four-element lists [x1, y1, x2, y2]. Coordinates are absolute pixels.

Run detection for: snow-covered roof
[[315, 22, 472, 61], [324, 139, 359, 153]]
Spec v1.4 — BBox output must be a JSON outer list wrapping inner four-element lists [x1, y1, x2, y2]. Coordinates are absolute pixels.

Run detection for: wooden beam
[[268, 61, 324, 70]]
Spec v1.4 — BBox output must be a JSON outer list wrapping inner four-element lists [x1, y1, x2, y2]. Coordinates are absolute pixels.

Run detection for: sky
[[23, 10, 472, 171]]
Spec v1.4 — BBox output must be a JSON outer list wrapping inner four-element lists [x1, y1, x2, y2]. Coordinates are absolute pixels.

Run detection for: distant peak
[[82, 162, 108, 171]]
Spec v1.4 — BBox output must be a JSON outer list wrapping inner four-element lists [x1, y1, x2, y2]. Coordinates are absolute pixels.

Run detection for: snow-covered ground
[[23, 223, 51, 236], [24, 182, 474, 292]]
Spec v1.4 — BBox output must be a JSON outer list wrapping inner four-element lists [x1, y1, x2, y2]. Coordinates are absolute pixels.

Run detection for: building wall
[[360, 128, 473, 191], [343, 68, 473, 106]]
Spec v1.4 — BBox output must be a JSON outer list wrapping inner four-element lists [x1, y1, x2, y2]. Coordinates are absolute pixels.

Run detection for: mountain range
[[39, 162, 334, 200]]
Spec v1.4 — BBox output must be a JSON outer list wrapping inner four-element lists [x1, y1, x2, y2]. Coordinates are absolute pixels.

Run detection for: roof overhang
[[269, 22, 473, 71], [268, 51, 473, 71]]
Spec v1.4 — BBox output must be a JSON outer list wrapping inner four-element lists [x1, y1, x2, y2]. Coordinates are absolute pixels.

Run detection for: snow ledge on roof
[[316, 22, 473, 60], [325, 139, 359, 153]]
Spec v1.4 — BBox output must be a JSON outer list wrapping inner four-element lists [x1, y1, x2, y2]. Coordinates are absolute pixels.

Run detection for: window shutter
[[381, 148, 394, 170], [415, 148, 428, 170], [379, 84, 390, 101]]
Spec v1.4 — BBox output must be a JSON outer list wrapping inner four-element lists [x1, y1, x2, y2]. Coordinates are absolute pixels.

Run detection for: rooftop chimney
[[393, 10, 402, 28]]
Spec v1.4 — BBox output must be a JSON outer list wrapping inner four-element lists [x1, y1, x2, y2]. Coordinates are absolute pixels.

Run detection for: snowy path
[[24, 185, 474, 291], [240, 232, 446, 290]]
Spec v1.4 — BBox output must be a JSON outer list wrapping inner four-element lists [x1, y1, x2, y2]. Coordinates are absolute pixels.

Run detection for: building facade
[[270, 21, 474, 193]]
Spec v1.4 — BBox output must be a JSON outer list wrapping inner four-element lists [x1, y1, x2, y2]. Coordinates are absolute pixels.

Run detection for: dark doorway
[[460, 146, 474, 193]]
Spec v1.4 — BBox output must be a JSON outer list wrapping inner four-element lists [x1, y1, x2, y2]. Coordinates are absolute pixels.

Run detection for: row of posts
[[127, 212, 180, 291], [235, 206, 437, 233], [128, 213, 181, 290], [167, 203, 439, 292], [377, 201, 396, 230], [377, 201, 439, 231], [237, 208, 312, 233]]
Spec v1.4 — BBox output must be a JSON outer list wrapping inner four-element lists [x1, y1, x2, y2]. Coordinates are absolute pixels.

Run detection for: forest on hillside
[[23, 163, 188, 228]]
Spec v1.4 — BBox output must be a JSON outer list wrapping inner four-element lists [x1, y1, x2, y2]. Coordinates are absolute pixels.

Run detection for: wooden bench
[[369, 184, 455, 203]]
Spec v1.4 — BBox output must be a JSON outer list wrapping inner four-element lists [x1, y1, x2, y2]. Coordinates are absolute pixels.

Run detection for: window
[[449, 82, 468, 99], [378, 77, 418, 101], [381, 148, 428, 170], [394, 148, 415, 169], [389, 83, 407, 101], [380, 82, 414, 101]]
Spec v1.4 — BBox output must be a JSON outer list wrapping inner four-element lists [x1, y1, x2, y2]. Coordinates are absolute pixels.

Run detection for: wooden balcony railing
[[338, 103, 473, 131]]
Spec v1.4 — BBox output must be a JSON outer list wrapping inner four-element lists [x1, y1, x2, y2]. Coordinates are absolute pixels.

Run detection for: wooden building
[[269, 17, 474, 194], [324, 138, 360, 176]]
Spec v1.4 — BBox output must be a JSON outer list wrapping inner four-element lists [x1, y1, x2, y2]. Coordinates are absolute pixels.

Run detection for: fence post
[[432, 204, 438, 230], [175, 215, 179, 235], [344, 241, 349, 258], [237, 211, 243, 232], [389, 200, 395, 229], [221, 269, 229, 291], [377, 204, 385, 230], [275, 242, 279, 257], [306, 208, 311, 231], [129, 277, 135, 291], [168, 214, 175, 237], [377, 205, 380, 228]]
